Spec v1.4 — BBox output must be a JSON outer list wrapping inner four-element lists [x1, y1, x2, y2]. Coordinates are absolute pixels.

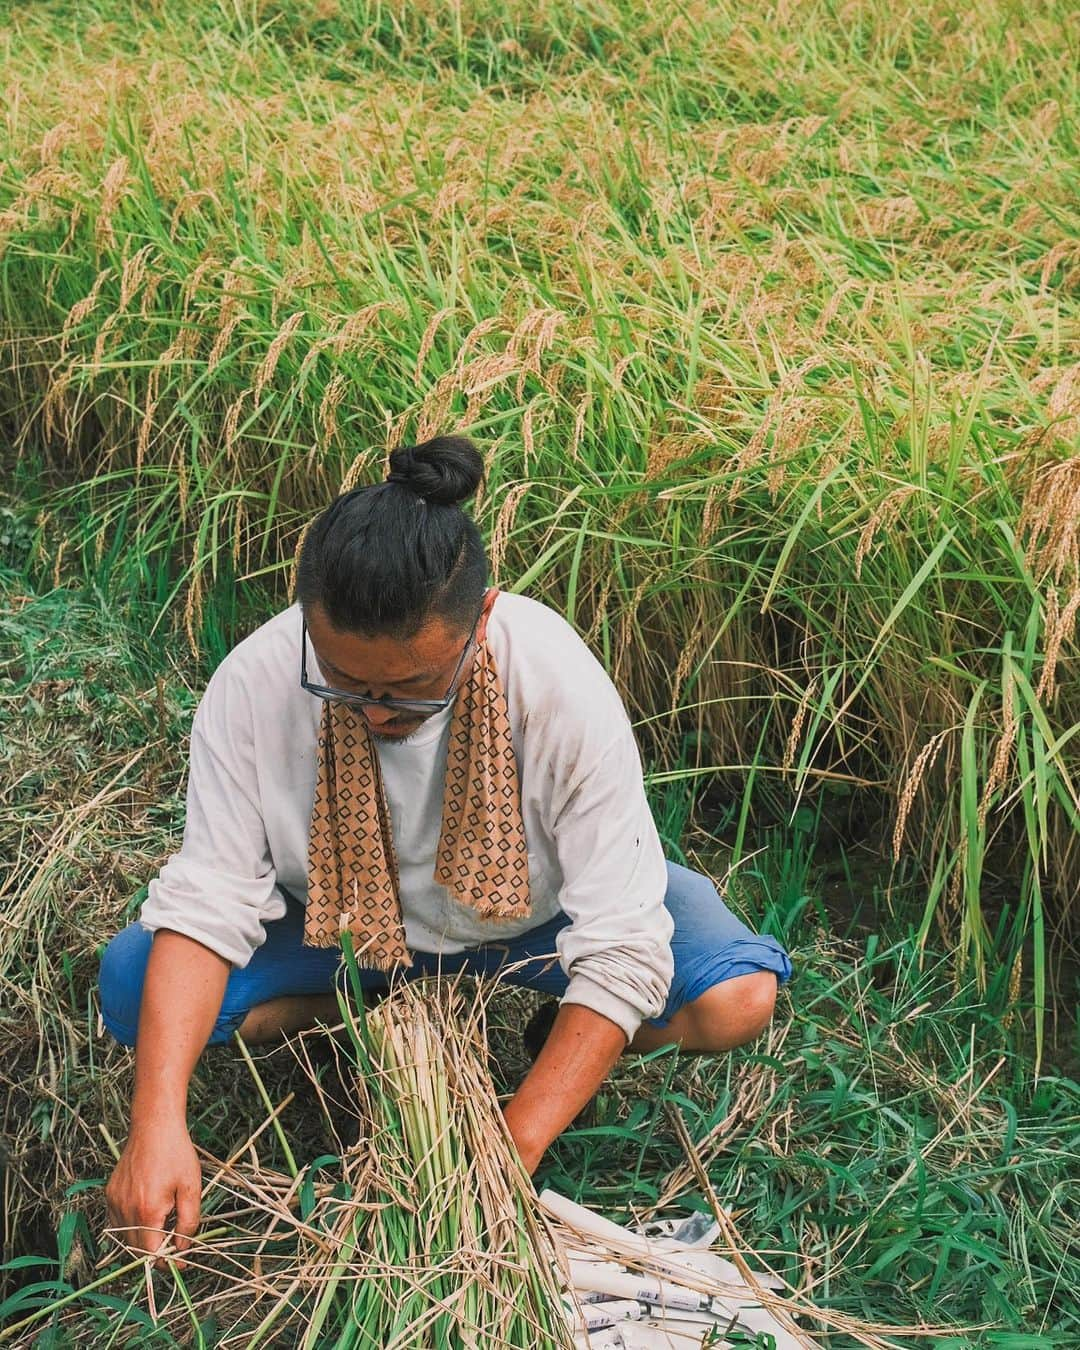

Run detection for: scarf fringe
[[342, 926, 414, 973], [356, 952, 414, 974]]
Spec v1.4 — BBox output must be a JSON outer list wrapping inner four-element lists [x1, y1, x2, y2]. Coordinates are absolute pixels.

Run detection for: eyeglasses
[[300, 596, 486, 715]]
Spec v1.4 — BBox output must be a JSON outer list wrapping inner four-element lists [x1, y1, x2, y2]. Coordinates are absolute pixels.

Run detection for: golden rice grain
[[252, 310, 305, 402], [51, 536, 67, 591], [288, 515, 318, 603], [521, 398, 536, 469], [855, 486, 920, 580], [169, 188, 223, 241], [222, 389, 248, 457], [1002, 948, 1023, 1031], [613, 578, 651, 689], [207, 260, 251, 373], [431, 177, 471, 223], [139, 268, 163, 319], [584, 573, 615, 650], [489, 482, 530, 582], [894, 729, 951, 861], [727, 355, 821, 503], [1017, 453, 1080, 585], [183, 552, 203, 661], [41, 366, 74, 444], [332, 301, 403, 356], [460, 350, 519, 400], [453, 317, 509, 385], [38, 119, 76, 165], [318, 372, 348, 447], [668, 627, 700, 714], [569, 390, 591, 462], [339, 444, 377, 495], [414, 306, 456, 385], [136, 368, 160, 472], [783, 678, 818, 775], [611, 353, 638, 390], [175, 447, 188, 523], [232, 497, 245, 570], [701, 483, 723, 541], [179, 257, 217, 320], [416, 374, 457, 442], [977, 667, 1018, 833], [61, 267, 113, 353], [510, 307, 565, 400], [95, 156, 130, 250], [1036, 585, 1080, 704], [90, 246, 154, 366]]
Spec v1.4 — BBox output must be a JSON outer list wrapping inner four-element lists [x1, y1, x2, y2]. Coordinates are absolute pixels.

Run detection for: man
[[99, 433, 792, 1267]]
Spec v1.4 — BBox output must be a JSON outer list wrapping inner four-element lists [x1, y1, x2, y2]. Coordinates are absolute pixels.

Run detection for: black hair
[[295, 434, 489, 639]]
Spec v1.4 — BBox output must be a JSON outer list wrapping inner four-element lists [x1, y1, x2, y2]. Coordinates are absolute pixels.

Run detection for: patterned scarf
[[303, 589, 532, 969]]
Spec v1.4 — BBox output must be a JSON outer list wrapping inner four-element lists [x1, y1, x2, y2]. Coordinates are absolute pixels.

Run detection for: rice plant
[[2, 1, 1076, 1027]]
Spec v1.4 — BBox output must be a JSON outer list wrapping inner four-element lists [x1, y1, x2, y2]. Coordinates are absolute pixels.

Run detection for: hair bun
[[386, 436, 484, 507]]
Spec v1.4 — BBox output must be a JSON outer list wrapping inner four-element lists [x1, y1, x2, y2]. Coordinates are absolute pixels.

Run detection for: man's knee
[[687, 971, 778, 1052], [98, 923, 154, 1048]]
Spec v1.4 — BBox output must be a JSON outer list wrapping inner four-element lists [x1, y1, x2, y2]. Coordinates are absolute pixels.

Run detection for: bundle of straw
[[295, 970, 576, 1348]]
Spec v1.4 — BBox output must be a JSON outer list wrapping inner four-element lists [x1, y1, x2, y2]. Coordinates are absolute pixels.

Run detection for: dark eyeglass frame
[[300, 595, 487, 715]]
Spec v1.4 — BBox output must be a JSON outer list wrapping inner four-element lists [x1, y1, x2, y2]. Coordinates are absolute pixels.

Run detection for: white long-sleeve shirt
[[139, 591, 675, 1040]]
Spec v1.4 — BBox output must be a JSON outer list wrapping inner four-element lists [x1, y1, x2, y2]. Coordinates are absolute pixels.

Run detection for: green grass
[[0, 0, 1077, 1022], [0, 554, 1077, 1345]]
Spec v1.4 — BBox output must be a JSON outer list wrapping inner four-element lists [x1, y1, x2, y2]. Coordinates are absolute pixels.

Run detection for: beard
[[366, 718, 426, 743]]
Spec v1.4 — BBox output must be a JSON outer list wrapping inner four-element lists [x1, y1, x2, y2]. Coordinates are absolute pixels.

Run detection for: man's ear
[[477, 586, 499, 642]]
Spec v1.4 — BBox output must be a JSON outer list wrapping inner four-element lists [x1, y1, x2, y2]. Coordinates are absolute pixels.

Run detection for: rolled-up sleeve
[[139, 663, 286, 967], [550, 723, 674, 1043]]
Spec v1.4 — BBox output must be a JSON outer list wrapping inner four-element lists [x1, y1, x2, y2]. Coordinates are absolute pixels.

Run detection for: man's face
[[304, 601, 475, 741]]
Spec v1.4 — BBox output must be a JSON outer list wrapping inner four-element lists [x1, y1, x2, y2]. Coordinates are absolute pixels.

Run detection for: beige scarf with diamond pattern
[[303, 589, 531, 969]]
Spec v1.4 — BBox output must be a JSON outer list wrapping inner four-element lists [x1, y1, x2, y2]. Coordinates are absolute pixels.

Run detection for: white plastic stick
[[541, 1189, 656, 1254], [568, 1259, 705, 1315], [579, 1299, 646, 1330]]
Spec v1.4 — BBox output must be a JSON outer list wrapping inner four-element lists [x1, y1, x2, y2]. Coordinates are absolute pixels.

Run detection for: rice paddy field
[[1, 0, 1078, 1344]]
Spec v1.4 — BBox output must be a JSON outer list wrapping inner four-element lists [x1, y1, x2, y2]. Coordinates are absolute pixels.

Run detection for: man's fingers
[[107, 1211, 152, 1246], [110, 1203, 200, 1270], [104, 1185, 126, 1235], [116, 1200, 168, 1258], [172, 1184, 202, 1268], [129, 1222, 169, 1266], [149, 1225, 178, 1273], [174, 1187, 200, 1240]]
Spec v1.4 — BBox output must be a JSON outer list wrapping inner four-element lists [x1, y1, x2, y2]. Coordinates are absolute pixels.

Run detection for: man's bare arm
[[501, 1002, 626, 1174], [104, 930, 230, 1268]]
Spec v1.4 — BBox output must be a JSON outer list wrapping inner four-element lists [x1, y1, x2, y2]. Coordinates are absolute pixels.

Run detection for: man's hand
[[104, 929, 230, 1269], [105, 1121, 202, 1269], [502, 1002, 627, 1174]]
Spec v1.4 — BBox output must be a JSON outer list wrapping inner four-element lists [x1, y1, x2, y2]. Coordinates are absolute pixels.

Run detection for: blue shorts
[[98, 860, 792, 1048]]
